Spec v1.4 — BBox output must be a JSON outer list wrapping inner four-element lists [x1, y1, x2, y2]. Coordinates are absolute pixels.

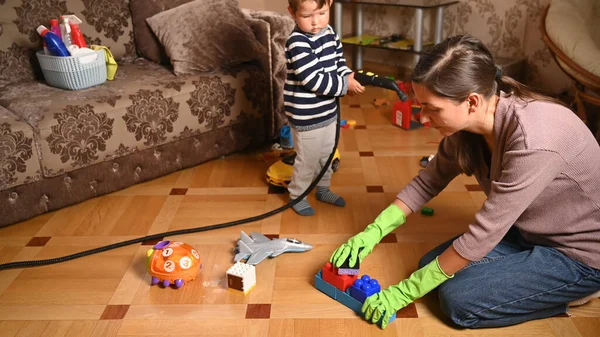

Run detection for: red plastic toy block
[[391, 81, 430, 130], [321, 262, 358, 292]]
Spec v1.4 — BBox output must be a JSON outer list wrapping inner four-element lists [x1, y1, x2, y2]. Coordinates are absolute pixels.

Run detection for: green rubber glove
[[329, 203, 406, 268], [362, 256, 453, 329]]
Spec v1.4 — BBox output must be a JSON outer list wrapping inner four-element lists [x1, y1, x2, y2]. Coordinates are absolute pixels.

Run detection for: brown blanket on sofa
[[243, 10, 295, 137]]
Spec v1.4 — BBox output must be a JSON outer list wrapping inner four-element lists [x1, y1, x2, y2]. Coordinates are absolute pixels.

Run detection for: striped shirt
[[284, 25, 352, 131]]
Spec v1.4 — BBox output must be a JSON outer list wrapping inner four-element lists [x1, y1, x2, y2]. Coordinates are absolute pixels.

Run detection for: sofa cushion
[[145, 0, 267, 75], [242, 10, 296, 138], [0, 106, 42, 191], [0, 0, 135, 86], [546, 0, 600, 78], [130, 0, 194, 65], [0, 59, 270, 178]]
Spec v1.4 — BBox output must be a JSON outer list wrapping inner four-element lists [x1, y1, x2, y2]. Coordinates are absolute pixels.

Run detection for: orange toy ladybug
[[146, 240, 202, 288]]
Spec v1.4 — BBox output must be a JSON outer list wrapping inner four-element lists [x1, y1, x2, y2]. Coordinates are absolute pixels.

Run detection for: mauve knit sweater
[[397, 92, 600, 269]]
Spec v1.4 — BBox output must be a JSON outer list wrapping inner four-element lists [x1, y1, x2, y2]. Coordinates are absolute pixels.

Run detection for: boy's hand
[[347, 73, 365, 95]]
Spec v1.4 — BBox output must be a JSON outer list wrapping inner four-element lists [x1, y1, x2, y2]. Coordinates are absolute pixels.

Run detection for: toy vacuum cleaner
[[353, 70, 408, 101], [265, 70, 410, 187], [355, 70, 427, 130]]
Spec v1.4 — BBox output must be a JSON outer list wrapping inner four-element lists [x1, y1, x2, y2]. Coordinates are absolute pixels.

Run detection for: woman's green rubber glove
[[362, 256, 454, 329], [329, 203, 406, 268]]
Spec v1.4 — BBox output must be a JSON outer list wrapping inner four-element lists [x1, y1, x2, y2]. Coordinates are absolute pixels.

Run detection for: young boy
[[284, 0, 365, 216]]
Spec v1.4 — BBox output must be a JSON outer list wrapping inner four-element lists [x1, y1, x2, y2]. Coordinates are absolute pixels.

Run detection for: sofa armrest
[[242, 9, 295, 141]]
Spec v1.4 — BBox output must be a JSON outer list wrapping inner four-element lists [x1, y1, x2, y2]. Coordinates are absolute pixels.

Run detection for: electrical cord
[[0, 99, 343, 271], [0, 73, 410, 272]]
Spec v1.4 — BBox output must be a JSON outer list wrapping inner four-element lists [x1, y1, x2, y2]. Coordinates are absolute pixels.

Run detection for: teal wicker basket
[[36, 49, 107, 90]]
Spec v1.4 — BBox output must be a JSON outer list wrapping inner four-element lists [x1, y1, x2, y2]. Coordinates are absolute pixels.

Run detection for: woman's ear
[[466, 94, 480, 113]]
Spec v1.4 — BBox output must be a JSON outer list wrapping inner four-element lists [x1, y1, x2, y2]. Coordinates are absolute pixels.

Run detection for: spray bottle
[[59, 16, 73, 53], [61, 14, 86, 48], [69, 23, 86, 48], [37, 25, 70, 57]]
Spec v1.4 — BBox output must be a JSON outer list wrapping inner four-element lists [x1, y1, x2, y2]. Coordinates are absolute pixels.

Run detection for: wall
[[239, 0, 289, 15], [335, 0, 572, 95]]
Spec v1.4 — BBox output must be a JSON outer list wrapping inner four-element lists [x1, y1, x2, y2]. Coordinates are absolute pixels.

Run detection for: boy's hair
[[288, 0, 329, 13]]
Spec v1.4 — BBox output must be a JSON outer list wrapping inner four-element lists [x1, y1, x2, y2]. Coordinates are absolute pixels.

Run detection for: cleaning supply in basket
[[69, 23, 87, 48], [59, 16, 73, 51], [50, 19, 61, 39], [37, 25, 69, 57], [90, 45, 118, 80], [69, 47, 97, 63]]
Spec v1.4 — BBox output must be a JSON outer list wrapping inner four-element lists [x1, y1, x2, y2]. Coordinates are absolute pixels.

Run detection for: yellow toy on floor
[[266, 148, 341, 188]]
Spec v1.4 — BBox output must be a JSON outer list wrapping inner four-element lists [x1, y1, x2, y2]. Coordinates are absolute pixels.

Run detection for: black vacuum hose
[[0, 99, 343, 271]]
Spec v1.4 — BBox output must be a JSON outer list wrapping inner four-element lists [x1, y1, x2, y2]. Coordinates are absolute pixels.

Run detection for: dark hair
[[410, 34, 563, 175], [288, 0, 329, 13]]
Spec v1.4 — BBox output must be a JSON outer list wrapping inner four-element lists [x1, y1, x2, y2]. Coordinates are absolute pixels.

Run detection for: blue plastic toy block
[[349, 275, 381, 303], [315, 270, 396, 328]]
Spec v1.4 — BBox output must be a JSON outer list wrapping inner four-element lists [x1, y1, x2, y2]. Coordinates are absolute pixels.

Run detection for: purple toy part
[[175, 279, 184, 288], [153, 241, 171, 249], [338, 268, 360, 275], [151, 276, 160, 285], [162, 280, 171, 287]]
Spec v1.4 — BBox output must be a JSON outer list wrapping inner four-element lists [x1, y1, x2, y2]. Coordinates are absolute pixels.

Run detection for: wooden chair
[[541, 2, 600, 141]]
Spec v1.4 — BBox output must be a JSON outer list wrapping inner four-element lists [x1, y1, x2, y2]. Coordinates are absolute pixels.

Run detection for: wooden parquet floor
[[0, 88, 598, 337]]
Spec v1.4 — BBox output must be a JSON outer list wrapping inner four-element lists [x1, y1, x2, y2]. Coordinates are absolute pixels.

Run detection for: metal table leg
[[434, 6, 445, 44], [413, 8, 424, 64], [355, 4, 364, 70], [334, 2, 343, 39]]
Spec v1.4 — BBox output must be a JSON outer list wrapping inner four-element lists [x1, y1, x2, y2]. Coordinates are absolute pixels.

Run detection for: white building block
[[226, 261, 256, 295]]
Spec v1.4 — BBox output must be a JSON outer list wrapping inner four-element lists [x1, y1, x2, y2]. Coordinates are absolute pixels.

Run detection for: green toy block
[[421, 207, 434, 216]]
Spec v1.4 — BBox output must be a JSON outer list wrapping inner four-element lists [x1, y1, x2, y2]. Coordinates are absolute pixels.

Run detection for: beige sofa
[[0, 0, 294, 227]]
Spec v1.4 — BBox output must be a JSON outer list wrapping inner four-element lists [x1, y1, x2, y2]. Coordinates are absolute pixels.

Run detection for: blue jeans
[[419, 227, 600, 328]]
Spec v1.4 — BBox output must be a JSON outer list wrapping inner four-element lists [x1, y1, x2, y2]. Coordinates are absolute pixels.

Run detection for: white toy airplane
[[233, 231, 313, 265]]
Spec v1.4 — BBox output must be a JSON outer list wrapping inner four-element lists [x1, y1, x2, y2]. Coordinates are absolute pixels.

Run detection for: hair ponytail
[[410, 34, 565, 175], [496, 74, 566, 107]]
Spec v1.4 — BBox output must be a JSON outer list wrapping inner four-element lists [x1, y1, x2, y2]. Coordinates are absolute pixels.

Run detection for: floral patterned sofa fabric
[[0, 106, 42, 191], [0, 59, 269, 178], [0, 0, 136, 86], [0, 0, 288, 227]]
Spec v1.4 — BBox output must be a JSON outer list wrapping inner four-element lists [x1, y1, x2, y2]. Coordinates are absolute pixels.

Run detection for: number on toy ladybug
[[146, 241, 202, 288]]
